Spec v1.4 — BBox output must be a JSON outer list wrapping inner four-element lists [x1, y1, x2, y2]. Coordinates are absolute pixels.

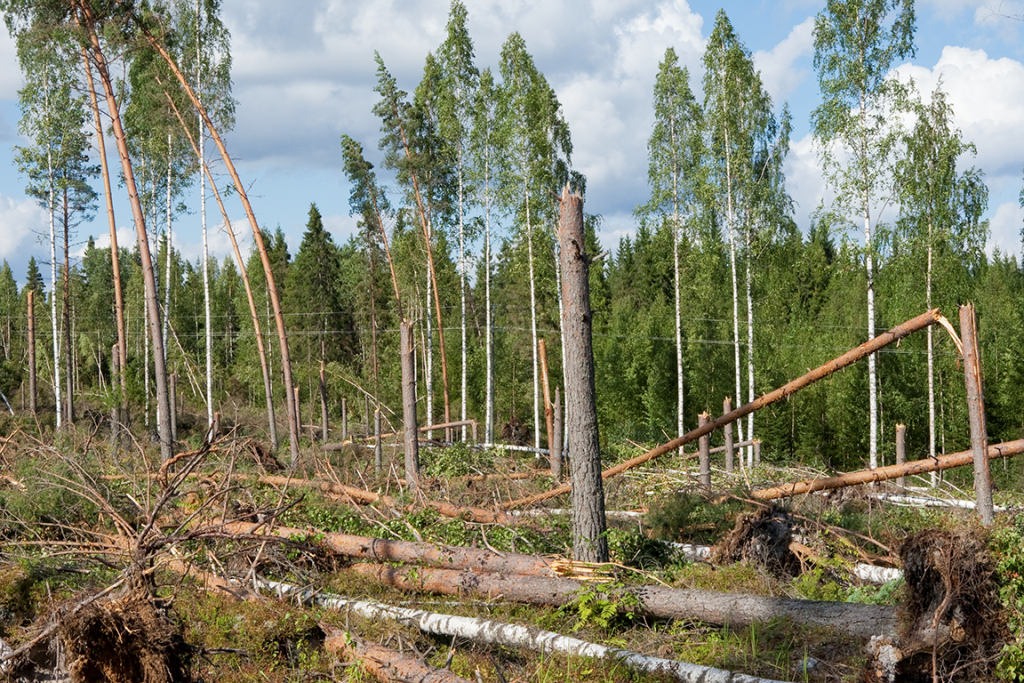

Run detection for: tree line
[[0, 0, 1021, 474]]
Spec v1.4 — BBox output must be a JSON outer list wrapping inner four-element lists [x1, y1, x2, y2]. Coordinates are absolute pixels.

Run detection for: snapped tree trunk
[[401, 320, 420, 493], [27, 290, 36, 415], [960, 303, 993, 526], [558, 185, 608, 563]]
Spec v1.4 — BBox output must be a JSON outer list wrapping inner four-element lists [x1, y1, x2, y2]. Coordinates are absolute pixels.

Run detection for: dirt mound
[[710, 505, 799, 577], [243, 439, 283, 472], [896, 528, 1005, 682]]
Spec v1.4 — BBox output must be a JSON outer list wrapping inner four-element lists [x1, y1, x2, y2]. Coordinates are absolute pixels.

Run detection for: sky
[[1, 0, 1023, 289]]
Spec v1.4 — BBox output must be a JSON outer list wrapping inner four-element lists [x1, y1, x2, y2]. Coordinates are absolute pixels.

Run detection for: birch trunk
[[62, 189, 73, 425], [927, 212, 937, 486], [44, 74, 61, 429], [197, 6, 214, 429], [724, 127, 743, 446], [458, 155, 467, 442], [745, 223, 755, 469], [484, 150, 494, 444]]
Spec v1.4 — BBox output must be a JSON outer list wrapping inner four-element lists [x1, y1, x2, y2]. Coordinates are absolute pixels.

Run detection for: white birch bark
[[198, 0, 213, 428], [163, 135, 172, 354], [527, 183, 540, 451], [260, 580, 792, 683], [484, 143, 494, 444], [724, 128, 744, 447], [44, 75, 62, 430], [426, 236, 433, 441], [745, 223, 755, 470], [927, 213, 936, 486]]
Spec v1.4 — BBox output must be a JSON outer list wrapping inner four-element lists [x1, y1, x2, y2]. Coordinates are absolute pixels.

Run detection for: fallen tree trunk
[[232, 474, 520, 525], [266, 581, 792, 683], [505, 309, 946, 509], [324, 626, 473, 683], [751, 439, 1024, 501], [348, 563, 896, 640], [220, 521, 556, 576]]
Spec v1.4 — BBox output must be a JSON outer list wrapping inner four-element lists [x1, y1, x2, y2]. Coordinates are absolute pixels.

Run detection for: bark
[[551, 388, 562, 479], [751, 439, 1024, 501], [724, 127, 743, 447], [264, 583, 793, 683], [960, 303, 993, 526], [134, 16, 299, 464], [224, 521, 555, 575], [374, 407, 382, 471], [27, 291, 36, 415], [110, 343, 119, 441], [82, 8, 172, 461], [169, 372, 177, 442], [196, 1, 214, 431], [539, 338, 554, 451], [698, 412, 710, 489], [350, 563, 896, 641], [723, 398, 734, 473], [505, 309, 946, 509], [82, 49, 127, 429], [319, 361, 329, 442], [558, 186, 608, 563], [895, 423, 906, 488], [62, 191, 73, 425], [324, 628, 473, 683], [401, 321, 419, 493]]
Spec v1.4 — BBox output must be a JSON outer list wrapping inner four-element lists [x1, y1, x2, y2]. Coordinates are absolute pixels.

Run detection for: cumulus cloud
[[987, 201, 1023, 256], [753, 16, 815, 104], [896, 47, 1024, 182], [0, 30, 19, 102], [0, 192, 46, 262]]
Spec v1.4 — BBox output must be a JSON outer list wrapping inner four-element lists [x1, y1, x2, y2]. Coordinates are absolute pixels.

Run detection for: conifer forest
[[1, 1, 1024, 682]]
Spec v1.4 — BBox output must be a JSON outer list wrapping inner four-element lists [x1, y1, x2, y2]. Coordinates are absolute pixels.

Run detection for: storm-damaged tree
[[638, 46, 703, 452], [375, 52, 453, 439], [13, 30, 97, 428], [813, 0, 916, 469]]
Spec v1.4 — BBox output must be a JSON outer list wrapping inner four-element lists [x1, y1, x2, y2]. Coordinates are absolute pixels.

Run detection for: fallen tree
[[219, 521, 556, 576], [323, 626, 473, 683], [751, 439, 1024, 501], [505, 309, 948, 508], [267, 580, 793, 683], [348, 563, 896, 640]]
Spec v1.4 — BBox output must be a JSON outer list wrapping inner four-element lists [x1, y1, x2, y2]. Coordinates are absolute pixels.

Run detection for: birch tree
[[812, 0, 915, 469], [638, 47, 702, 452], [435, 0, 478, 441], [895, 82, 987, 481]]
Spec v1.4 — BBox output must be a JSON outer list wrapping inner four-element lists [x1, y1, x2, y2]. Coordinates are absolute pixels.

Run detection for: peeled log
[[751, 439, 1024, 501], [349, 563, 896, 641], [324, 626, 472, 683], [220, 521, 555, 576]]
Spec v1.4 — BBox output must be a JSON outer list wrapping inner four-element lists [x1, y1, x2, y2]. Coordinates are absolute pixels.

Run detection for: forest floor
[[0, 407, 1023, 683]]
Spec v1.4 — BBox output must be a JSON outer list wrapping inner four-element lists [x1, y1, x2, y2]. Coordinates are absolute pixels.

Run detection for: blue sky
[[1, 0, 1023, 289]]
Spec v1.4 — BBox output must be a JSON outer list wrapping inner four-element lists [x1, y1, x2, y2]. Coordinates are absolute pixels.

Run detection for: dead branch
[[323, 626, 473, 683]]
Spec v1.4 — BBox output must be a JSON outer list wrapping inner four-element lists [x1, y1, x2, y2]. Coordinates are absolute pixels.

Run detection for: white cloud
[[987, 201, 1023, 256], [783, 133, 830, 232], [897, 47, 1024, 178], [0, 30, 19, 102], [753, 16, 815, 104], [0, 192, 45, 262]]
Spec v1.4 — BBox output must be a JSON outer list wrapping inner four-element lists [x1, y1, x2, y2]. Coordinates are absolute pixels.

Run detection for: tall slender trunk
[[927, 210, 936, 485], [27, 290, 36, 415], [745, 224, 755, 469], [62, 189, 73, 425], [484, 143, 494, 444], [860, 94, 878, 470], [136, 18, 300, 464], [458, 152, 467, 442], [670, 121, 684, 453], [426, 244, 433, 438], [526, 182, 540, 451], [723, 127, 743, 445], [163, 136, 172, 354], [198, 0, 214, 430], [157, 77, 278, 450], [81, 6, 173, 461], [43, 72, 61, 429]]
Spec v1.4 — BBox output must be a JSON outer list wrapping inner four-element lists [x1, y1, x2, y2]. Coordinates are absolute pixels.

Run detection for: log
[[348, 563, 896, 641], [961, 303, 993, 525], [220, 521, 555, 576], [751, 439, 1024, 501], [324, 627, 473, 683], [266, 581, 792, 683], [505, 309, 946, 508]]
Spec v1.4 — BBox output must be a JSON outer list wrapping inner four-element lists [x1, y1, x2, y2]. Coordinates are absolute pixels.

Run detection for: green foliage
[[422, 442, 494, 478], [992, 515, 1024, 681], [645, 491, 746, 545], [559, 581, 641, 633]]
